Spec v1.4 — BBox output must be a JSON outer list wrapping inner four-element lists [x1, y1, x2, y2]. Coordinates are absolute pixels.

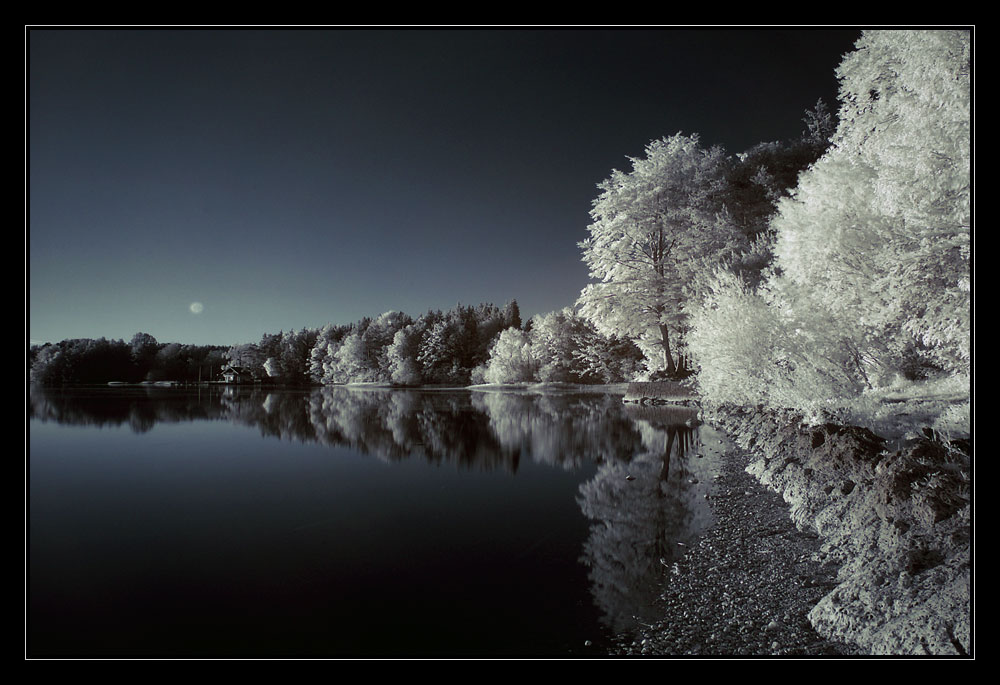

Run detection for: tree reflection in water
[[29, 385, 644, 472], [30, 385, 718, 638], [578, 405, 711, 634]]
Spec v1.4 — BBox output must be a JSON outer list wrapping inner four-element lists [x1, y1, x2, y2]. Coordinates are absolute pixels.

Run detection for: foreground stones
[[615, 442, 860, 656], [614, 428, 862, 656]]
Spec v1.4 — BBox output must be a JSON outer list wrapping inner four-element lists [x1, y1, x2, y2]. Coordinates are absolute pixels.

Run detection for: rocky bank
[[615, 404, 972, 657]]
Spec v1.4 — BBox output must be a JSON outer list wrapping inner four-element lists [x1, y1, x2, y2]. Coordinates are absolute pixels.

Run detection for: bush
[[484, 328, 537, 384]]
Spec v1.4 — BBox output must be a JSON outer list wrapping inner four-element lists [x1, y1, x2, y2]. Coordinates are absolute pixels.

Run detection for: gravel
[[612, 440, 862, 657]]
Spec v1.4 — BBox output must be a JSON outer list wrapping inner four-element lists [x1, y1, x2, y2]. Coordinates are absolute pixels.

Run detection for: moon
[[189, 302, 204, 314]]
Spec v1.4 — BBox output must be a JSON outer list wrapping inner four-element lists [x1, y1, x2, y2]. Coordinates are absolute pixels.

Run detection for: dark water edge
[[28, 385, 727, 658]]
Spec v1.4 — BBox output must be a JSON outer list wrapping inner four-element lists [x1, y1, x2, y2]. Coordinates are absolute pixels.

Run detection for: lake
[[28, 385, 727, 658]]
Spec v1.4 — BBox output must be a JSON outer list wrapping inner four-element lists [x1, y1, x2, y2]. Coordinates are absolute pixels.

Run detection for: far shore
[[96, 378, 704, 403]]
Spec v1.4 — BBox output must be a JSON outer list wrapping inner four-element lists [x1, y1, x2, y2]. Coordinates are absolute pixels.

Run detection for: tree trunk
[[658, 323, 676, 374]]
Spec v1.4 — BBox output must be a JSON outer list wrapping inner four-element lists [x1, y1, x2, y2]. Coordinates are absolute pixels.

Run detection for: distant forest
[[28, 300, 645, 387], [29, 333, 229, 386]]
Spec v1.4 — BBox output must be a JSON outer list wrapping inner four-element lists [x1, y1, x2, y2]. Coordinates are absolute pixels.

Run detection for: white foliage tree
[[688, 29, 971, 409], [363, 311, 413, 378], [387, 323, 425, 386], [773, 29, 971, 379], [529, 308, 595, 383], [687, 269, 794, 406], [578, 133, 732, 373], [483, 328, 538, 384], [830, 29, 971, 372], [309, 324, 347, 383], [263, 356, 284, 378], [327, 332, 378, 383]]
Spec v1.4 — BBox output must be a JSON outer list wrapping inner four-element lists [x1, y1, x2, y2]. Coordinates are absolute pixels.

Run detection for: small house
[[220, 364, 255, 384]]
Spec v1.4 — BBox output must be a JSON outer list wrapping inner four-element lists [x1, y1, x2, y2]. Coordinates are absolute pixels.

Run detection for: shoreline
[[614, 426, 862, 656], [615, 404, 971, 657]]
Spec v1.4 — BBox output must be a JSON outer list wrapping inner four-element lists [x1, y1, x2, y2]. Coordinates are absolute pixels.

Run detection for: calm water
[[28, 385, 727, 657]]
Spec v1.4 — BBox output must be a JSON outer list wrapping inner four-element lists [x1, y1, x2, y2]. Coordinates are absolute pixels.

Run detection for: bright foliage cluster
[[482, 308, 644, 385], [688, 30, 971, 411]]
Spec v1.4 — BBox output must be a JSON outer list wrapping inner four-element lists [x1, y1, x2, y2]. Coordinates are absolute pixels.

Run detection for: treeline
[[217, 301, 524, 387], [27, 299, 644, 388], [234, 300, 643, 387], [307, 302, 521, 386], [29, 333, 228, 386]]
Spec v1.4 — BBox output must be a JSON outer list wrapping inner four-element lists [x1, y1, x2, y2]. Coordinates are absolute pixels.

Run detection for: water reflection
[[28, 385, 229, 433], [29, 386, 718, 643], [29, 385, 647, 472], [579, 404, 713, 633]]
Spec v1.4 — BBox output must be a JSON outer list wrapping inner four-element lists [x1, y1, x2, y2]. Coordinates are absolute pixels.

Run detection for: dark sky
[[28, 27, 862, 347]]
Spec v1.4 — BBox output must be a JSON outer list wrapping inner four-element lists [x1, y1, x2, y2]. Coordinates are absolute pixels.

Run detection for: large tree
[[830, 29, 971, 374], [767, 29, 971, 382], [577, 134, 731, 373], [688, 30, 971, 410]]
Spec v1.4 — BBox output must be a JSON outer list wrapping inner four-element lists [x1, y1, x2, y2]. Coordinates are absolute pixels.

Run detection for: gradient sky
[[28, 27, 862, 347]]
